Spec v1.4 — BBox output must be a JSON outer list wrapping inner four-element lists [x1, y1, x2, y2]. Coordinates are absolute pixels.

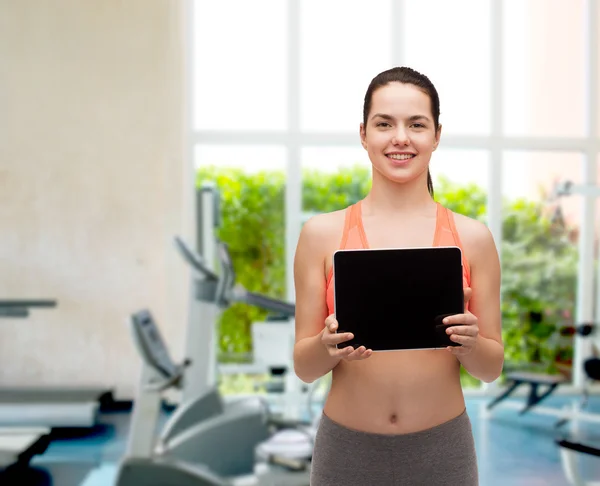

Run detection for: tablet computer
[[332, 246, 464, 352]]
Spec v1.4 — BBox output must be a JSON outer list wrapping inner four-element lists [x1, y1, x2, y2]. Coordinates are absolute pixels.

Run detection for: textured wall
[[0, 0, 190, 398]]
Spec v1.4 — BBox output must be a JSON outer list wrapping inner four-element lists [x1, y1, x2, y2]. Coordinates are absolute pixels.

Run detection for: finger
[[446, 325, 479, 337], [332, 345, 356, 358], [463, 287, 472, 306], [327, 320, 339, 333], [324, 314, 336, 328], [345, 346, 372, 360], [443, 314, 477, 326], [323, 332, 354, 345], [447, 334, 474, 346]]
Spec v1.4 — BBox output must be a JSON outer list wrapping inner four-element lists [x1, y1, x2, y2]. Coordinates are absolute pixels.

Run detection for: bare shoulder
[[452, 212, 499, 269], [298, 208, 347, 250], [295, 207, 348, 279]]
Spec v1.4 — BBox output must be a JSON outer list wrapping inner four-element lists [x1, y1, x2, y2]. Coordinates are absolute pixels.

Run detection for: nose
[[392, 127, 410, 146]]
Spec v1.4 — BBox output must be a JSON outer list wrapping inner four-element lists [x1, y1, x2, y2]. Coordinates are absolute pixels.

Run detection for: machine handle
[[173, 236, 219, 281], [145, 364, 187, 392], [0, 300, 57, 308], [557, 439, 600, 458], [232, 287, 295, 317]]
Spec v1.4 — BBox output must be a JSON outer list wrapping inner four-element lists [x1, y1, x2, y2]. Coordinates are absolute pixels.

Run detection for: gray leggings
[[310, 409, 478, 486]]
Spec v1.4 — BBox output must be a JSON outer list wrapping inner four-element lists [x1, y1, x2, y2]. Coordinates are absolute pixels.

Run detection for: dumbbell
[[559, 323, 595, 337]]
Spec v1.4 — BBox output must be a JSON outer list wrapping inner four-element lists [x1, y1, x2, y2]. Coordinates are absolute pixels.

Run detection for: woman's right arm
[[292, 217, 340, 383], [292, 216, 370, 383]]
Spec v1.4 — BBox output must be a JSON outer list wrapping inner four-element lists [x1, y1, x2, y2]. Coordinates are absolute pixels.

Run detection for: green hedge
[[197, 166, 578, 385]]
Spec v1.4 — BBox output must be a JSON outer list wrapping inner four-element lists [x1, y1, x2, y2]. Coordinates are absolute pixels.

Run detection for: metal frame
[[187, 0, 600, 394]]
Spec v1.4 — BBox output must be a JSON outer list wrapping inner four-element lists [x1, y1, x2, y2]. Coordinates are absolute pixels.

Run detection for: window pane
[[404, 0, 491, 136], [302, 146, 370, 172], [501, 151, 582, 385], [502, 0, 586, 137], [429, 149, 489, 198], [300, 0, 392, 133], [193, 1, 287, 131], [301, 146, 371, 216], [194, 145, 287, 361]]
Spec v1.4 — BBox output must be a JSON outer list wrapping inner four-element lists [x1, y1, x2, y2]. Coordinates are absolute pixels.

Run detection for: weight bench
[[487, 372, 567, 415]]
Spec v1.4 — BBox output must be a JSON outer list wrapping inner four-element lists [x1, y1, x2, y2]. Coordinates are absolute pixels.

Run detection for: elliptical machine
[[116, 308, 311, 486], [115, 185, 314, 485]]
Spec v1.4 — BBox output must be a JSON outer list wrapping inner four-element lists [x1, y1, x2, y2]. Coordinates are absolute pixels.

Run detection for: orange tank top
[[325, 200, 471, 316]]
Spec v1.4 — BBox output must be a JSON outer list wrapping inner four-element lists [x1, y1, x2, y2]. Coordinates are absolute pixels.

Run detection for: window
[[404, 0, 492, 136], [190, 1, 599, 393], [299, 0, 392, 133], [193, 1, 288, 131], [502, 0, 586, 138]]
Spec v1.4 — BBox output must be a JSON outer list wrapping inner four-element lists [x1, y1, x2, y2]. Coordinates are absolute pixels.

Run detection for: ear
[[359, 123, 367, 150], [433, 124, 442, 151]]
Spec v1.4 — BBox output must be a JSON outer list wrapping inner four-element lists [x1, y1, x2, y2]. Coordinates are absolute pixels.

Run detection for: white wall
[[0, 0, 190, 398]]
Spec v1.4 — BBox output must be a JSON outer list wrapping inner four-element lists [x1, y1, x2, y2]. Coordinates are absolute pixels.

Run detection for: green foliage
[[498, 198, 578, 375], [302, 166, 372, 214], [196, 168, 286, 356], [196, 166, 579, 387]]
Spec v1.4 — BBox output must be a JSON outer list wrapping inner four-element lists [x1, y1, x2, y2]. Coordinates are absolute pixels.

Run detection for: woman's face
[[360, 82, 441, 186]]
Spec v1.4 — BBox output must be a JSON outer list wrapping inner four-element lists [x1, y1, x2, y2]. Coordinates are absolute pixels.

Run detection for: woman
[[293, 67, 504, 485]]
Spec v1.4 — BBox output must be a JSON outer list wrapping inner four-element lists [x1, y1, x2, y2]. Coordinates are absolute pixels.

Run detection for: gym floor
[[3, 396, 600, 486]]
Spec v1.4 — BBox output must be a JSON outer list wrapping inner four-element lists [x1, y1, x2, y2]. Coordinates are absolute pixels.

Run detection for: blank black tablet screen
[[333, 247, 464, 351]]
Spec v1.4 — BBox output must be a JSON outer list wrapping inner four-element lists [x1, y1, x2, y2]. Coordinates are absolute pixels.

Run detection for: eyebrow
[[371, 113, 432, 123]]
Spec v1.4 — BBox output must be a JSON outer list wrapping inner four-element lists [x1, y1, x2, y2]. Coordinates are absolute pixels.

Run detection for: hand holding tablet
[[321, 313, 373, 360]]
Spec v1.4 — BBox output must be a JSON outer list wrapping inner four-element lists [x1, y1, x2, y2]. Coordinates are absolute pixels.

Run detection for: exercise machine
[[116, 185, 314, 484], [161, 236, 314, 466], [556, 437, 600, 486], [485, 324, 599, 425], [176, 234, 309, 416], [556, 321, 600, 484], [166, 185, 318, 430], [115, 309, 311, 486], [0, 301, 53, 480], [177, 185, 308, 412], [556, 348, 600, 485], [0, 299, 113, 429]]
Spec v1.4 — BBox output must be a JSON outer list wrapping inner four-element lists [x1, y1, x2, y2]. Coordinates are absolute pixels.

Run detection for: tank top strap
[[340, 201, 368, 250], [437, 206, 471, 286], [445, 207, 464, 249], [338, 203, 355, 249]]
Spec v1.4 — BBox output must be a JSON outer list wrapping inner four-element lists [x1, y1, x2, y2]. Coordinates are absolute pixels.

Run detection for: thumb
[[463, 287, 472, 306]]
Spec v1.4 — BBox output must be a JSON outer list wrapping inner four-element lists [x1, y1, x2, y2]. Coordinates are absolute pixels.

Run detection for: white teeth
[[388, 154, 414, 160]]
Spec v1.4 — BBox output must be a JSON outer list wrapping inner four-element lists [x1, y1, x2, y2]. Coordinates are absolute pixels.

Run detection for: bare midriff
[[323, 346, 465, 434]]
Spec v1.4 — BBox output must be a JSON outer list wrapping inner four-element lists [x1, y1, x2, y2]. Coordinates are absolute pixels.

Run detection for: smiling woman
[[294, 67, 503, 485]]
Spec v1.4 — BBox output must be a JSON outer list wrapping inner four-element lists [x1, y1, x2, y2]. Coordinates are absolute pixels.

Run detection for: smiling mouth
[[386, 154, 415, 161]]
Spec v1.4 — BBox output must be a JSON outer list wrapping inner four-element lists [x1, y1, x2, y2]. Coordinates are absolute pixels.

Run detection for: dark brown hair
[[363, 67, 440, 197]]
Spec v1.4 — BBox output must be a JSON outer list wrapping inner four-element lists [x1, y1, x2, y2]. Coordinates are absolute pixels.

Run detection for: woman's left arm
[[443, 219, 504, 383]]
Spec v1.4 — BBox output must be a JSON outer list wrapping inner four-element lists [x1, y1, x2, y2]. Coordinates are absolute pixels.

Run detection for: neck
[[363, 168, 435, 216]]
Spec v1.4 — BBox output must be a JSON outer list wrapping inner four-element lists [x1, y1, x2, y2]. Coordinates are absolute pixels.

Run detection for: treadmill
[[0, 300, 111, 470]]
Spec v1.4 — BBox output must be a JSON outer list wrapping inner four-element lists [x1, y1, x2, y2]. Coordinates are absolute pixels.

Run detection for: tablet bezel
[[332, 246, 464, 352]]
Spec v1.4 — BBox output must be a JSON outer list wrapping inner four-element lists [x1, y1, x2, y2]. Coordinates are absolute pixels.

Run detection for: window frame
[[187, 0, 600, 395]]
